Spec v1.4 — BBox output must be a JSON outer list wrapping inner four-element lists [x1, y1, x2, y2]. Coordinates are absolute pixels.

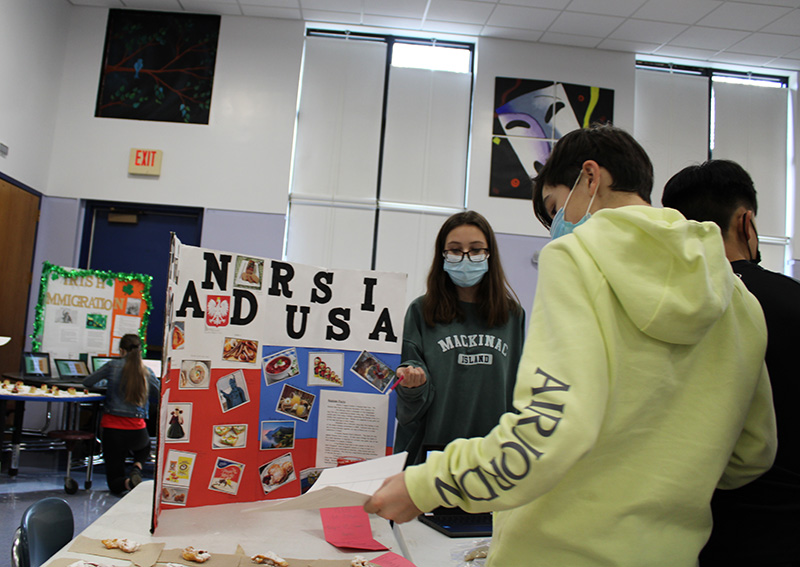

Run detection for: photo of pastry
[[217, 370, 250, 412], [262, 347, 299, 386], [222, 337, 258, 364], [179, 359, 211, 389], [300, 467, 324, 494], [307, 351, 344, 387], [171, 321, 185, 351], [260, 420, 295, 450], [160, 485, 189, 506], [208, 458, 245, 495], [351, 350, 396, 393], [163, 449, 196, 487], [275, 384, 316, 422], [259, 453, 296, 494], [212, 424, 247, 449], [234, 255, 264, 290]]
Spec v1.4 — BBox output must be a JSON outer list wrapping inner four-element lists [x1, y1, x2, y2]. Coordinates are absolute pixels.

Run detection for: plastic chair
[[47, 429, 96, 493], [11, 497, 74, 567]]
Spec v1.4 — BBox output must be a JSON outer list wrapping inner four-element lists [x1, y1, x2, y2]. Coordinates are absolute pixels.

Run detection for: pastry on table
[[101, 538, 141, 553], [351, 557, 377, 567], [182, 546, 212, 563], [250, 551, 289, 566]]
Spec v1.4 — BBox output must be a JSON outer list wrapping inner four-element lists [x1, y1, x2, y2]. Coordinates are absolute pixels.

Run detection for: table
[[43, 481, 403, 566], [0, 388, 105, 482], [393, 517, 491, 567]]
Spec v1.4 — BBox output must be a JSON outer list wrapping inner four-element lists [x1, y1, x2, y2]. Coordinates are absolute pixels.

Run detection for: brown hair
[[422, 211, 521, 328], [120, 334, 148, 406]]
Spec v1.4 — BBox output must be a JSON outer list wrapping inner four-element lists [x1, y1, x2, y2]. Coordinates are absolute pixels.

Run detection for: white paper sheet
[[243, 452, 407, 512]]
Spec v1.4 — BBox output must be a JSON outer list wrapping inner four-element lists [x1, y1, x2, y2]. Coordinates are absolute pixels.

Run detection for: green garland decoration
[[31, 261, 154, 356]]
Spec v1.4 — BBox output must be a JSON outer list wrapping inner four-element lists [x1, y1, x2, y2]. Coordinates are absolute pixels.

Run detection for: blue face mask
[[443, 259, 489, 288], [550, 172, 596, 240]]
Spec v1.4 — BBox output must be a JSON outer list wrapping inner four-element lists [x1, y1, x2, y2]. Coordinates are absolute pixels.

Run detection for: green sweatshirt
[[405, 206, 777, 567], [395, 297, 526, 466]]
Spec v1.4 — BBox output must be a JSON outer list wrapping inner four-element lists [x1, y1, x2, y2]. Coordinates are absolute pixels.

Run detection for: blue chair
[[11, 497, 74, 567]]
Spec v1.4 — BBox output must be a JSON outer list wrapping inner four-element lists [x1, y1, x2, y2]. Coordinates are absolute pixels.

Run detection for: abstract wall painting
[[95, 9, 220, 124], [491, 77, 614, 199]]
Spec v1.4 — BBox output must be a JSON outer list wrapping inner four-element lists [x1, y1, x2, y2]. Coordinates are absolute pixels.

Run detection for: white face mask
[[549, 172, 596, 240]]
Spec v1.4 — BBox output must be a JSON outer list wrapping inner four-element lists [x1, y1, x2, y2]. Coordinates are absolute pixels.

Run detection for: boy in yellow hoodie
[[365, 125, 777, 567]]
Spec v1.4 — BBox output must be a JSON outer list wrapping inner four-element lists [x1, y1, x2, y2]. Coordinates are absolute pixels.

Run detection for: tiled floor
[[0, 444, 154, 567]]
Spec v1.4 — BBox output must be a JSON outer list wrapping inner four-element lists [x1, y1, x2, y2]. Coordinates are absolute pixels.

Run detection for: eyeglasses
[[442, 248, 490, 263]]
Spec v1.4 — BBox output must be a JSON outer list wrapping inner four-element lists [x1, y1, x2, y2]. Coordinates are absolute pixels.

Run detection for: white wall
[[467, 38, 636, 238], [0, 0, 70, 190], [44, 7, 304, 214]]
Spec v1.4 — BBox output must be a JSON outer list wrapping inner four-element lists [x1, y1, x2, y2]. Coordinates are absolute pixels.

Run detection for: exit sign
[[128, 148, 163, 176]]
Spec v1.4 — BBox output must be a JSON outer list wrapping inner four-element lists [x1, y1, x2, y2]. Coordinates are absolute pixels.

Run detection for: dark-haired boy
[[365, 125, 776, 567], [663, 159, 800, 567]]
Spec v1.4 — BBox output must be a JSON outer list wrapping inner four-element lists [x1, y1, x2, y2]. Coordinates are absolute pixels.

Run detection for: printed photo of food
[[212, 424, 247, 449], [234, 255, 264, 290], [160, 485, 189, 506], [259, 452, 296, 494], [351, 350, 396, 393], [222, 337, 258, 364], [262, 348, 299, 386], [171, 321, 185, 351], [179, 359, 211, 389], [276, 384, 316, 422], [260, 420, 295, 450], [307, 351, 344, 387]]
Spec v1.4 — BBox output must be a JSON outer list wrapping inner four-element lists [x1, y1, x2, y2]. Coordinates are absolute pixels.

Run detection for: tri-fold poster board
[[153, 236, 406, 528]]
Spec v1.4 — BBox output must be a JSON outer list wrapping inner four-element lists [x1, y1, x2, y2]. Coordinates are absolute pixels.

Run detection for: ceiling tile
[[651, 45, 718, 60], [565, 0, 647, 18], [710, 51, 776, 66], [68, 0, 124, 6], [609, 19, 687, 43], [240, 5, 301, 18], [728, 32, 800, 56], [364, 0, 428, 19], [487, 4, 560, 29], [633, 0, 722, 25], [426, 0, 494, 25], [760, 9, 800, 34], [738, 0, 800, 7], [669, 26, 750, 50], [696, 2, 792, 32], [539, 31, 604, 48], [242, 0, 299, 8], [180, 1, 242, 14], [768, 58, 800, 71], [302, 0, 360, 10], [362, 14, 424, 28], [303, 9, 362, 24], [596, 37, 661, 53], [480, 25, 544, 42], [549, 11, 624, 37], [498, 0, 570, 8], [120, 0, 183, 9], [421, 19, 485, 34]]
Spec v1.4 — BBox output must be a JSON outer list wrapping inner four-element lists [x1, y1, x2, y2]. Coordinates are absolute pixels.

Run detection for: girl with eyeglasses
[[394, 211, 526, 466]]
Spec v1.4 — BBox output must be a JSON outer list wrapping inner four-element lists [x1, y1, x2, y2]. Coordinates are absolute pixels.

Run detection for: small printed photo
[[259, 452, 296, 494], [55, 308, 77, 324], [234, 256, 264, 290], [212, 424, 247, 449], [260, 420, 295, 450], [171, 321, 185, 350], [208, 458, 245, 495], [222, 337, 258, 364], [300, 467, 324, 494], [163, 449, 196, 487], [262, 347, 300, 386], [217, 369, 251, 412], [351, 351, 396, 393], [307, 351, 344, 387], [86, 313, 108, 330], [179, 359, 211, 389], [125, 297, 141, 316], [160, 485, 188, 506], [276, 384, 316, 422], [165, 403, 192, 443]]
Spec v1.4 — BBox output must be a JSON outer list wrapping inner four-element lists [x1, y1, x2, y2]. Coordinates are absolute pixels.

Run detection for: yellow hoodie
[[404, 206, 776, 567]]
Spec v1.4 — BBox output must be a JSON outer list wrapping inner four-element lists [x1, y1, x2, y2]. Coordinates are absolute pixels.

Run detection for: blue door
[[80, 202, 203, 354]]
